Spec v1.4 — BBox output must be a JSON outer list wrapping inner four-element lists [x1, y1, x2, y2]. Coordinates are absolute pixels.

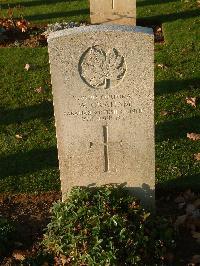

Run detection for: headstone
[[48, 25, 154, 207], [90, 0, 136, 25]]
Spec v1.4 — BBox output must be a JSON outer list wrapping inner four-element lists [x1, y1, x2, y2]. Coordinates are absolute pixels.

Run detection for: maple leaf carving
[[79, 46, 126, 89]]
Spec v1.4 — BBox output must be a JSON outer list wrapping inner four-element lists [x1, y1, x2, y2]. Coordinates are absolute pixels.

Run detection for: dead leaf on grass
[[157, 63, 168, 70], [35, 87, 45, 93], [24, 63, 30, 71], [194, 153, 200, 161], [187, 133, 200, 141], [186, 97, 197, 108], [160, 110, 168, 116], [15, 134, 23, 139]]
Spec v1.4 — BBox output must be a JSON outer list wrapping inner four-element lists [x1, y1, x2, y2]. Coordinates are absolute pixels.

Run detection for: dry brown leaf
[[24, 63, 30, 71], [60, 254, 68, 265], [15, 134, 23, 139], [191, 255, 200, 264], [156, 27, 162, 32], [186, 97, 196, 108], [160, 110, 168, 116], [187, 133, 200, 141], [12, 250, 26, 261], [35, 87, 45, 93], [16, 19, 29, 32], [194, 153, 200, 161], [192, 231, 200, 239], [157, 63, 167, 69]]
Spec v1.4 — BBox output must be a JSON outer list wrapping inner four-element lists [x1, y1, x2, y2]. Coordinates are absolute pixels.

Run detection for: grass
[[0, 48, 60, 192], [0, 0, 89, 24], [0, 0, 200, 193]]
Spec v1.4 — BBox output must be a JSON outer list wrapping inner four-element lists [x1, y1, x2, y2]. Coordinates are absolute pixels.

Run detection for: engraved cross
[[112, 0, 115, 9], [103, 125, 109, 172]]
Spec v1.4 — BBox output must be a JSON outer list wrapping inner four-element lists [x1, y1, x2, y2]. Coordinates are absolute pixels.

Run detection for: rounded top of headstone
[[47, 24, 153, 41]]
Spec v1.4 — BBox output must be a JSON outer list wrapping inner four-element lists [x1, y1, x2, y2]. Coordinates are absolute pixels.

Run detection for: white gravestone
[[90, 0, 136, 25], [48, 25, 155, 207]]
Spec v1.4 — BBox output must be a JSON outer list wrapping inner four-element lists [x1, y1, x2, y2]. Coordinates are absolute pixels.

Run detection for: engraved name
[[64, 93, 142, 121]]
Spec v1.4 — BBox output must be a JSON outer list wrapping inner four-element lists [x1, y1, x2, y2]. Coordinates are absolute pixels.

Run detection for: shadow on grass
[[0, 0, 81, 9], [0, 147, 58, 179], [155, 78, 200, 96], [137, 0, 179, 7], [156, 115, 200, 141], [157, 173, 200, 194], [0, 101, 53, 126], [139, 9, 200, 23], [24, 8, 89, 22]]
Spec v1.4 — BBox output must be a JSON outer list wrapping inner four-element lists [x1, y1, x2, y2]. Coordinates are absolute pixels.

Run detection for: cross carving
[[112, 0, 115, 9], [103, 125, 109, 172]]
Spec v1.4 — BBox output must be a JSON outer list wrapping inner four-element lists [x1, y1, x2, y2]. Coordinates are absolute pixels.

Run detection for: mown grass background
[[0, 0, 200, 193]]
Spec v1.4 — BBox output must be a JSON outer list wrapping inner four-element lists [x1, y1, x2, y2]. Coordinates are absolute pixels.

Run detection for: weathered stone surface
[[90, 0, 136, 25], [48, 25, 154, 207]]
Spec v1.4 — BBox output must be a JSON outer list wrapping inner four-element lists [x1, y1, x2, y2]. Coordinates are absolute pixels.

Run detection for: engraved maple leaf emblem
[[79, 46, 126, 89]]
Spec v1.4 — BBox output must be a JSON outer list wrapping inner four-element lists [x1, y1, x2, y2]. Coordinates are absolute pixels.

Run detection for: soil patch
[[0, 19, 164, 48]]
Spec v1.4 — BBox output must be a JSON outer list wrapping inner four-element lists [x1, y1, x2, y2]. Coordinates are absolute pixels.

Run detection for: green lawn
[[0, 0, 200, 193]]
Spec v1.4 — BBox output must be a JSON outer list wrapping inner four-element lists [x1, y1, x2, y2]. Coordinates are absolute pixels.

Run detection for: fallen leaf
[[192, 231, 200, 239], [187, 133, 200, 141], [16, 19, 29, 32], [60, 254, 68, 265], [157, 63, 168, 69], [160, 110, 168, 116], [15, 134, 23, 139], [35, 87, 45, 93], [194, 153, 200, 161], [24, 63, 30, 71], [191, 255, 200, 264], [12, 250, 26, 261], [156, 27, 162, 32], [186, 97, 196, 108]]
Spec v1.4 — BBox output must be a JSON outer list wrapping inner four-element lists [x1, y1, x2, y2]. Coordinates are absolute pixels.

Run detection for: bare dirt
[[0, 19, 164, 48]]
